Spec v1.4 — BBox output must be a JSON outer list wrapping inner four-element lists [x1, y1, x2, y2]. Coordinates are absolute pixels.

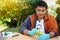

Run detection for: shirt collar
[[44, 14, 49, 21], [35, 14, 49, 21]]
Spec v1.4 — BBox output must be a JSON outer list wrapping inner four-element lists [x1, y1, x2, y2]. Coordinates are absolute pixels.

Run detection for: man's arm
[[49, 17, 58, 38], [20, 16, 31, 35], [49, 31, 56, 38]]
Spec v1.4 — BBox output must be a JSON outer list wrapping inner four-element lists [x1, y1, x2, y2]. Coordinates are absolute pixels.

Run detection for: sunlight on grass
[[0, 24, 7, 32]]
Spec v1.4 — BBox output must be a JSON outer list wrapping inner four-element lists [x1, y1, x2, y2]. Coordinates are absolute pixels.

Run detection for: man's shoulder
[[30, 14, 37, 18], [29, 14, 37, 21], [30, 14, 36, 16]]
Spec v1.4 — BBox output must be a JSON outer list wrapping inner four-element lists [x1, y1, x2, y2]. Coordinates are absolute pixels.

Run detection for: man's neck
[[38, 17, 43, 21]]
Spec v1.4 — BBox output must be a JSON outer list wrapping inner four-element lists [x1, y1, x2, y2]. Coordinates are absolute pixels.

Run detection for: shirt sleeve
[[19, 16, 31, 34], [49, 16, 58, 36]]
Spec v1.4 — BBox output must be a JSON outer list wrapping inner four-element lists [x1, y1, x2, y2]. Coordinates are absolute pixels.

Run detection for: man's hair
[[34, 1, 48, 9]]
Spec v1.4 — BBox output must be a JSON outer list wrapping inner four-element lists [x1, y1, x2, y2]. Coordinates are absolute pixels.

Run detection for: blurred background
[[0, 0, 60, 35]]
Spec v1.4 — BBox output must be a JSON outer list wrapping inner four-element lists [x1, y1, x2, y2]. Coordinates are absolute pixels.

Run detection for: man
[[20, 1, 58, 40]]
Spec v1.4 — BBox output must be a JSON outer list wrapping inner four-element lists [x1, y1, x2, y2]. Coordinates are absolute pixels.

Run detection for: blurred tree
[[56, 0, 60, 4], [0, 0, 42, 27], [56, 7, 60, 35], [0, 0, 19, 27]]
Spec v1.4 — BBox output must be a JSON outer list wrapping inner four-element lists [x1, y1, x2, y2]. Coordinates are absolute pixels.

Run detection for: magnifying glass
[[36, 24, 42, 29]]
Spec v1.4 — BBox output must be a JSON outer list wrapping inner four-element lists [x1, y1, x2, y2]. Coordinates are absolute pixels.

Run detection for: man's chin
[[39, 16, 44, 18], [38, 16, 44, 19]]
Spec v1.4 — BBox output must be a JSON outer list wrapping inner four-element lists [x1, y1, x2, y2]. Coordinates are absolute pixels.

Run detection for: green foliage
[[0, 0, 19, 25], [0, 0, 42, 26]]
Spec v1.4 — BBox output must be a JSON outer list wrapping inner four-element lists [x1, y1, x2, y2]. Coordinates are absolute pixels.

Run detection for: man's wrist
[[49, 31, 55, 38], [23, 29, 29, 35]]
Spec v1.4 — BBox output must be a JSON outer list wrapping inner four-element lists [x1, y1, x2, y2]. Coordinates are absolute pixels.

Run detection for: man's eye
[[42, 10, 45, 12], [37, 9, 40, 11]]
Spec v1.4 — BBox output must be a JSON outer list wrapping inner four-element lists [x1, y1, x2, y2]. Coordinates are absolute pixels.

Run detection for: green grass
[[0, 25, 7, 32], [0, 23, 20, 32], [3, 26, 20, 32]]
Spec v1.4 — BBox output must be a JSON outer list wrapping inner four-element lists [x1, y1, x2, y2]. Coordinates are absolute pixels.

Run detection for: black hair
[[34, 1, 48, 9]]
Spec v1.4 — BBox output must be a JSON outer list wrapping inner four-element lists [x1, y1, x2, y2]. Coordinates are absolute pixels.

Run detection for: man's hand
[[28, 28, 38, 36], [38, 34, 50, 40]]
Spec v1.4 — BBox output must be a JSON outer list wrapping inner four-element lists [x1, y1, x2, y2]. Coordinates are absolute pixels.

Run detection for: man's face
[[35, 6, 47, 19]]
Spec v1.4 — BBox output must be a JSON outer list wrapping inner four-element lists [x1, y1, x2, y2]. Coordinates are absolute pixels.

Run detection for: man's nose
[[39, 11, 43, 14]]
